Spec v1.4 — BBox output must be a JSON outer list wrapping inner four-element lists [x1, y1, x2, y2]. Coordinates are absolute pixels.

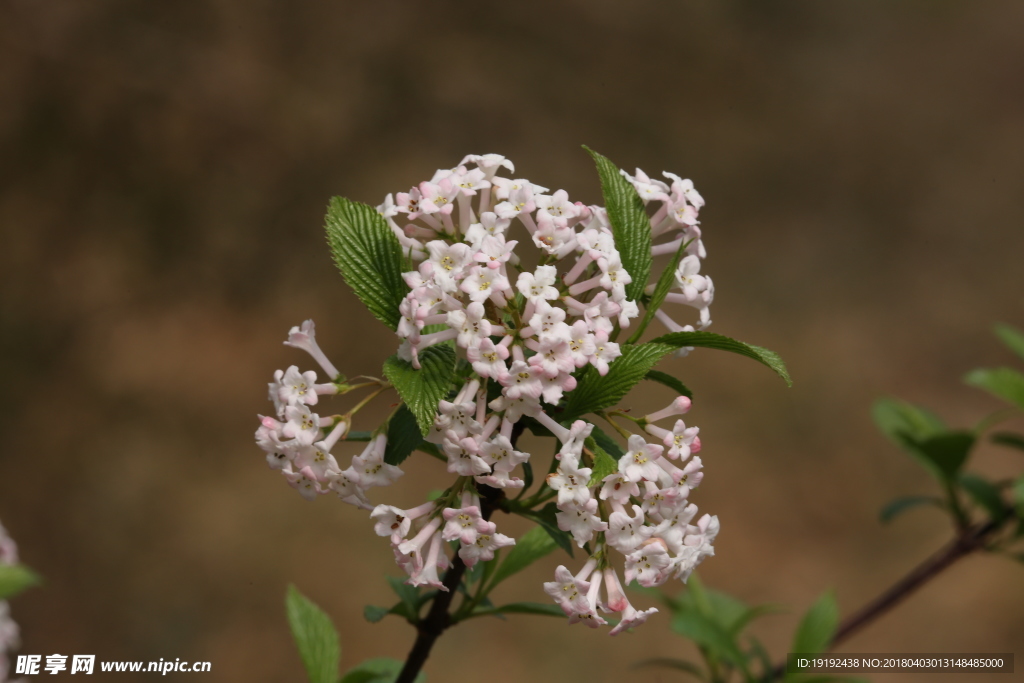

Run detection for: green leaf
[[1012, 476, 1024, 518], [991, 431, 1024, 452], [382, 345, 456, 436], [561, 343, 673, 421], [958, 473, 1007, 522], [487, 526, 556, 592], [523, 503, 574, 557], [589, 424, 625, 457], [285, 585, 341, 683], [586, 438, 620, 486], [643, 369, 693, 399], [671, 609, 750, 673], [965, 367, 1024, 410], [340, 658, 425, 683], [583, 146, 651, 302], [627, 237, 690, 344], [384, 404, 422, 466], [325, 197, 409, 331], [385, 576, 421, 620], [879, 495, 945, 524], [0, 564, 40, 600], [362, 605, 390, 623], [911, 431, 974, 480], [872, 398, 945, 444], [994, 323, 1024, 361], [632, 657, 708, 681], [790, 590, 839, 657], [470, 601, 566, 618], [651, 331, 792, 386]]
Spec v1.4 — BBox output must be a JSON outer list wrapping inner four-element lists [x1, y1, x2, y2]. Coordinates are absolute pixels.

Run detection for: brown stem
[[771, 515, 1005, 680], [394, 482, 507, 683]]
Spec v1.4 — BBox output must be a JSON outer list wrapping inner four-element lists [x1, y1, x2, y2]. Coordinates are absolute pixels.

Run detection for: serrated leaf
[[384, 404, 421, 466], [651, 331, 792, 386], [879, 495, 945, 524], [584, 147, 651, 302], [991, 431, 1024, 452], [791, 590, 839, 657], [585, 438, 619, 486], [589, 424, 625, 457], [633, 658, 708, 680], [471, 601, 566, 618], [958, 473, 1007, 522], [325, 197, 408, 330], [644, 369, 693, 399], [486, 526, 555, 592], [561, 343, 674, 421], [0, 564, 40, 600], [285, 585, 340, 683], [382, 345, 456, 435], [994, 323, 1024, 361], [627, 237, 689, 343], [872, 397, 945, 444], [340, 658, 425, 683], [965, 367, 1024, 410]]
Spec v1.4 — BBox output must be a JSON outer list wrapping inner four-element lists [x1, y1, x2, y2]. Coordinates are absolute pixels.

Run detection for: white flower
[[516, 265, 560, 301], [555, 499, 607, 546], [457, 522, 515, 567], [606, 504, 651, 554], [619, 435, 665, 482]]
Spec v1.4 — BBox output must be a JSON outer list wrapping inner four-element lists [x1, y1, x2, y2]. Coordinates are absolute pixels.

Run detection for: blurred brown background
[[2, 1, 1023, 681]]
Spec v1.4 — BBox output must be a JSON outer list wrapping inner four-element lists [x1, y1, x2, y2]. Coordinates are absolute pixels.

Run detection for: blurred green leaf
[[470, 602, 566, 618], [790, 590, 839, 658], [340, 658, 425, 683], [872, 398, 945, 444], [1013, 476, 1024, 518], [561, 343, 674, 422], [671, 609, 750, 674], [910, 431, 975, 480], [325, 197, 408, 331], [0, 564, 40, 600], [486, 527, 555, 592], [958, 473, 1007, 522], [590, 424, 625, 457], [994, 323, 1024, 361], [522, 503, 574, 557], [651, 331, 791, 386], [633, 657, 708, 681], [382, 345, 456, 436], [385, 576, 421, 620], [384, 404, 422, 466], [879, 495, 946, 524], [362, 605, 390, 623], [964, 367, 1024, 410], [584, 146, 651, 302], [285, 585, 340, 683], [991, 431, 1024, 452]]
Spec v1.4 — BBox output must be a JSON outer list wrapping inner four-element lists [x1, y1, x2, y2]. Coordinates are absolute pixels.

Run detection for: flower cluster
[[0, 521, 21, 683], [256, 153, 719, 634]]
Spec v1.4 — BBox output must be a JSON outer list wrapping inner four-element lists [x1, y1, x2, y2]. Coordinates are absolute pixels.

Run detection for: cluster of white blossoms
[[256, 153, 719, 634], [0, 521, 21, 683]]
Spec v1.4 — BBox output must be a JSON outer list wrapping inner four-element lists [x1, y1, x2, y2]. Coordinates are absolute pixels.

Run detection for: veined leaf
[[651, 331, 792, 386], [384, 404, 421, 466], [994, 323, 1024, 361], [879, 495, 945, 524], [0, 564, 40, 600], [644, 369, 693, 399], [584, 147, 651, 302], [585, 437, 620, 486], [325, 197, 408, 330], [382, 345, 456, 436], [965, 367, 1024, 410], [627, 237, 689, 343], [790, 590, 839, 657], [285, 585, 341, 683], [487, 526, 555, 591], [589, 424, 625, 457], [561, 343, 674, 421]]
